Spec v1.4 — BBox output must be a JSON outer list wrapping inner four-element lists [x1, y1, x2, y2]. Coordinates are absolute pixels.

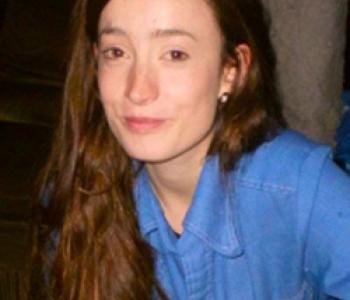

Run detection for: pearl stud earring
[[219, 92, 230, 104]]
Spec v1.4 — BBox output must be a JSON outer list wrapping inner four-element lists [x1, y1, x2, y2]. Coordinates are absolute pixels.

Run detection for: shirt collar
[[134, 156, 243, 258]]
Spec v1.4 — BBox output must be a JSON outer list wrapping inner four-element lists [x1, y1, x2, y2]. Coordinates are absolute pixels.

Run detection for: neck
[[147, 153, 205, 207], [145, 134, 212, 233]]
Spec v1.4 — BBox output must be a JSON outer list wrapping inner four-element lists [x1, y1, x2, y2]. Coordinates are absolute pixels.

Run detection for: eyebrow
[[99, 26, 126, 38], [98, 26, 197, 41], [151, 28, 197, 41]]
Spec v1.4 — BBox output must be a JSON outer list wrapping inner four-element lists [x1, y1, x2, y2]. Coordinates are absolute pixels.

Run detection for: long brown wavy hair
[[34, 0, 285, 299]]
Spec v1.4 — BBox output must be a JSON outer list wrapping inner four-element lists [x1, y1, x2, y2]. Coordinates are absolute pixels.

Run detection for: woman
[[38, 0, 350, 299]]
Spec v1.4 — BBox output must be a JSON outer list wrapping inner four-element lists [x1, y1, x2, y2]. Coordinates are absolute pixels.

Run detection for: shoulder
[[230, 131, 350, 297], [233, 129, 332, 192]]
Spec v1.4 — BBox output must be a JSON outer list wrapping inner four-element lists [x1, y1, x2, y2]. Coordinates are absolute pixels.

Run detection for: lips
[[124, 116, 166, 133]]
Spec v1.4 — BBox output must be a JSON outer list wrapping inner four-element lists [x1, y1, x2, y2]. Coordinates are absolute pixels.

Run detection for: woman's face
[[96, 0, 235, 164]]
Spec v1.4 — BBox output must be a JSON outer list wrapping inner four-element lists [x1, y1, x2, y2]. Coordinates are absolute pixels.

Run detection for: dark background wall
[[0, 0, 73, 85], [0, 2, 73, 299]]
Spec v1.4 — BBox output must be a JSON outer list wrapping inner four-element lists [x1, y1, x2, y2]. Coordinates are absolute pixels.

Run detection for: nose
[[125, 61, 158, 105]]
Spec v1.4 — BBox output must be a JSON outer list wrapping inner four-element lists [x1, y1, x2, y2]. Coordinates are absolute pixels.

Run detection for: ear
[[219, 44, 252, 96]]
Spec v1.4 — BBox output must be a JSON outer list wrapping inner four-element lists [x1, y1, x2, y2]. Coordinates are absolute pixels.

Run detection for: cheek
[[98, 68, 123, 100], [97, 68, 129, 117], [162, 64, 221, 116]]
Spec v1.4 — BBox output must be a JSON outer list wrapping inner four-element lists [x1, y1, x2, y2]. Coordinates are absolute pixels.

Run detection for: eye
[[101, 47, 126, 60], [164, 49, 189, 61]]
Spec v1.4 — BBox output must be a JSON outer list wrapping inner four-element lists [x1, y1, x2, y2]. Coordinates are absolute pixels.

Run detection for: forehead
[[98, 0, 220, 41]]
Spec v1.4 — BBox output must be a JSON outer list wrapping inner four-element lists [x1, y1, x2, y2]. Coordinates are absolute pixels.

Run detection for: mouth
[[124, 116, 166, 133]]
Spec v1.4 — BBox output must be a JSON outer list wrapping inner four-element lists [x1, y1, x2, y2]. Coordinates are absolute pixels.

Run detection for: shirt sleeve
[[303, 151, 350, 299]]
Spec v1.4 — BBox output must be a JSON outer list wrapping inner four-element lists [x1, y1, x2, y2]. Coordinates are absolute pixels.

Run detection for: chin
[[123, 146, 170, 164]]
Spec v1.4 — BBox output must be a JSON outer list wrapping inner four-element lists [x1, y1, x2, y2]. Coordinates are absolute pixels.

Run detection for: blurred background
[[0, 1, 73, 298], [0, 1, 349, 299]]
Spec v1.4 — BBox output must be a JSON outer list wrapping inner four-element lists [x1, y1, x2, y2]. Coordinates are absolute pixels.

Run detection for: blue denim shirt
[[134, 130, 350, 300]]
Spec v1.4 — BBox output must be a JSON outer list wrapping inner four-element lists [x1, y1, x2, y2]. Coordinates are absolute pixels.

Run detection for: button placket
[[179, 242, 214, 300]]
